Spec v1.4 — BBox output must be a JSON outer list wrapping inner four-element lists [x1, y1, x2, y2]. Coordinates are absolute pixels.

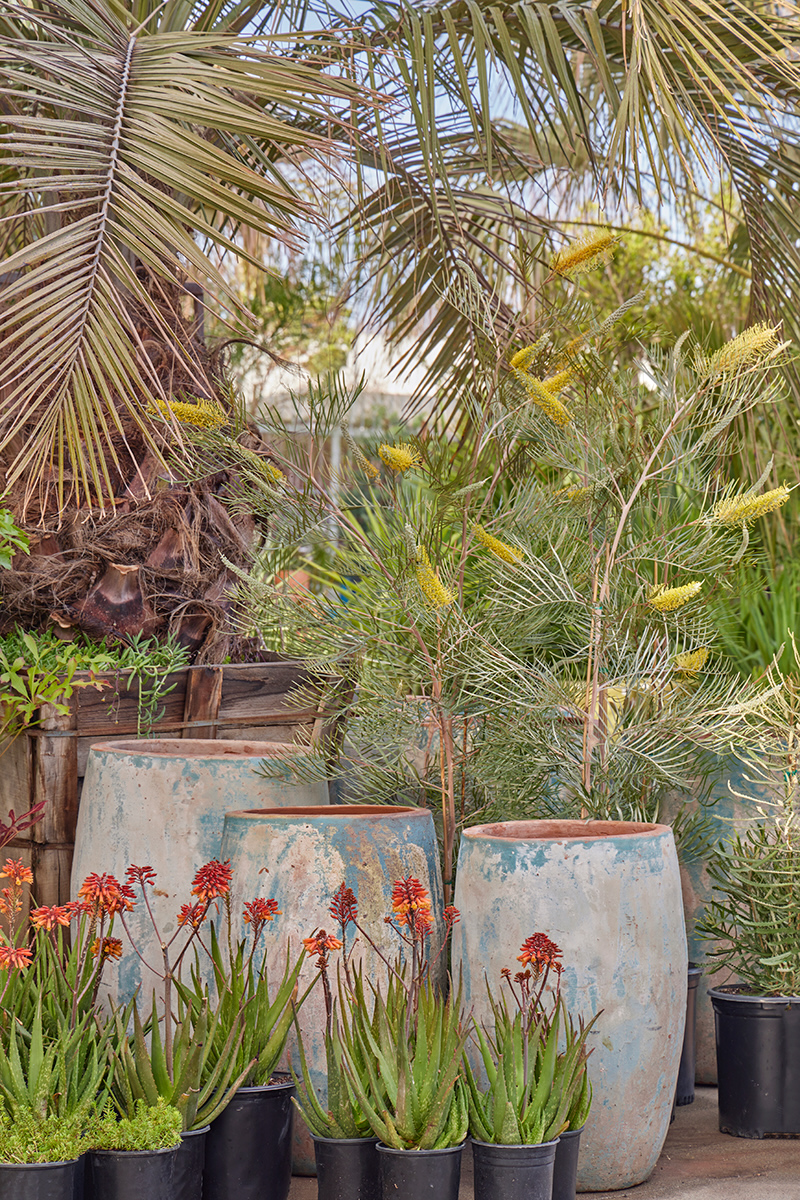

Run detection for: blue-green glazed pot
[[453, 818, 687, 1193], [219, 804, 446, 1175], [71, 739, 328, 1007]]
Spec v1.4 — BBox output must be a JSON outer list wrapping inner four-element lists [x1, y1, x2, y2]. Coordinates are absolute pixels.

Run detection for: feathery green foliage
[[91, 1097, 182, 1152], [0, 1110, 88, 1164]]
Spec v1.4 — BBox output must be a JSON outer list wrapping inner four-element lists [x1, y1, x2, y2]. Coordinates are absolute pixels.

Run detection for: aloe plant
[[341, 973, 470, 1150], [0, 1000, 108, 1123], [111, 991, 249, 1132], [464, 995, 595, 1144], [181, 924, 308, 1089]]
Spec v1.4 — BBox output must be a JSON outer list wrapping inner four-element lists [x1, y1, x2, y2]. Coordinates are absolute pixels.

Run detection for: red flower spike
[[125, 865, 157, 888], [243, 898, 281, 925], [30, 905, 73, 931], [78, 873, 136, 915], [443, 905, 460, 927], [91, 937, 123, 961], [302, 931, 343, 957], [329, 883, 357, 927], [517, 933, 563, 970], [0, 945, 32, 970], [0, 860, 33, 887], [177, 903, 207, 929], [191, 859, 232, 903]]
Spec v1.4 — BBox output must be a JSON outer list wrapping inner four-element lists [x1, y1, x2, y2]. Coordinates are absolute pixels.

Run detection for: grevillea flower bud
[[473, 524, 524, 565], [648, 581, 702, 613], [550, 229, 620, 278]]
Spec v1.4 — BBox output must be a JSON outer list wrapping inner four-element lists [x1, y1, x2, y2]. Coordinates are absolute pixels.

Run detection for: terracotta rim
[[464, 818, 666, 841], [90, 739, 312, 758], [225, 804, 422, 818]]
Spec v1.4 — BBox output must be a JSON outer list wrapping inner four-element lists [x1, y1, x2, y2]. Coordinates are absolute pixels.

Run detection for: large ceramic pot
[[219, 804, 446, 1174], [71, 739, 328, 1006], [453, 819, 687, 1193]]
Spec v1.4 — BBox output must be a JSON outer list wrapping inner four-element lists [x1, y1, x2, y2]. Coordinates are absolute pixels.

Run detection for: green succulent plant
[[91, 1097, 182, 1152]]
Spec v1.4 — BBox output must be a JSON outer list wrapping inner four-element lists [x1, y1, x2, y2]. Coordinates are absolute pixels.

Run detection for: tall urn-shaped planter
[[453, 819, 687, 1193], [71, 739, 328, 1005], [219, 804, 446, 1175]]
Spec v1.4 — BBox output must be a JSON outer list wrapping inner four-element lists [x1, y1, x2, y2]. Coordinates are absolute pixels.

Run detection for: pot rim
[[181, 1126, 211, 1137], [89, 739, 312, 760], [375, 1142, 465, 1155], [708, 985, 800, 1004], [461, 818, 667, 842], [89, 1147, 178, 1158], [0, 1159, 82, 1169], [470, 1136, 560, 1150], [311, 1134, 380, 1146], [225, 805, 425, 819], [235, 1076, 295, 1094]]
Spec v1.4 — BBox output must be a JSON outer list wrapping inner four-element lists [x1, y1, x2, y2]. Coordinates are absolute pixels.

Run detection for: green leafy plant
[[0, 512, 27, 571], [0, 1002, 108, 1124], [697, 637, 800, 996], [0, 1110, 87, 1164], [464, 935, 596, 1144], [91, 1098, 182, 1152], [342, 973, 470, 1151], [180, 899, 309, 1089]]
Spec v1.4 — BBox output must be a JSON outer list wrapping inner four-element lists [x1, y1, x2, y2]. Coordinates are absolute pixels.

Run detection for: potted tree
[[464, 933, 595, 1200], [697, 644, 800, 1137]]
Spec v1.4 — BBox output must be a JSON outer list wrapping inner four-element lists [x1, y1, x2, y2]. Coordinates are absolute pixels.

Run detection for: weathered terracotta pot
[[453, 819, 687, 1193], [219, 804, 446, 1175], [71, 739, 328, 1005]]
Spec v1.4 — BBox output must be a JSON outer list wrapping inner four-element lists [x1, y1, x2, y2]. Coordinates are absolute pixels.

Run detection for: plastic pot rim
[[311, 1135, 379, 1146], [470, 1137, 560, 1150], [0, 1159, 82, 1169], [375, 1142, 465, 1156], [708, 985, 800, 1005], [89, 1147, 178, 1158]]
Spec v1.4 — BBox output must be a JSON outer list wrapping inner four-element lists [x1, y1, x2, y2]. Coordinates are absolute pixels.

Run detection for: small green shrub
[[0, 1111, 86, 1164], [91, 1099, 182, 1152]]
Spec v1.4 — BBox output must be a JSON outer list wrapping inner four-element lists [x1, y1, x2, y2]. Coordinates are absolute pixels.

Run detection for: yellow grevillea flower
[[378, 443, 421, 473], [150, 398, 227, 429], [648, 581, 703, 613], [415, 548, 454, 609], [514, 372, 573, 427], [550, 229, 620, 278], [235, 444, 285, 484], [675, 647, 710, 674], [473, 524, 525, 565], [343, 427, 379, 480], [712, 485, 790, 525], [706, 323, 782, 374], [554, 484, 589, 504]]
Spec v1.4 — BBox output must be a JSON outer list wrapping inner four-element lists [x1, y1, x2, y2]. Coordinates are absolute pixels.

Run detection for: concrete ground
[[289, 1088, 800, 1199]]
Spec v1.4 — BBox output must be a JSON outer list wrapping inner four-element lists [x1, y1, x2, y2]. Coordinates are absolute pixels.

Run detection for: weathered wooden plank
[[182, 666, 223, 739], [218, 662, 330, 720], [74, 671, 188, 734], [31, 701, 78, 906]]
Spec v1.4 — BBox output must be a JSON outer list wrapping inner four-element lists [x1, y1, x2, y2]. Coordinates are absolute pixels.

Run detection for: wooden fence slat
[[182, 666, 223, 739], [31, 701, 78, 908]]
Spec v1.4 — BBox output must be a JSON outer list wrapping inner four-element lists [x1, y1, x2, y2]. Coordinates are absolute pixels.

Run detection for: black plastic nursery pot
[[0, 1158, 84, 1200], [676, 964, 703, 1107], [173, 1126, 209, 1200], [710, 986, 800, 1138], [376, 1142, 463, 1200], [472, 1138, 558, 1200], [312, 1136, 380, 1200], [86, 1147, 177, 1200], [552, 1127, 583, 1200], [202, 1078, 295, 1200]]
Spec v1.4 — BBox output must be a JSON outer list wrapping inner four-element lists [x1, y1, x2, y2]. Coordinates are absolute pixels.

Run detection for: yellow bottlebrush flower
[[648, 581, 703, 613], [712, 485, 790, 525], [675, 647, 710, 674], [235, 443, 285, 485], [342, 427, 379, 480], [706, 323, 782, 374], [415, 548, 454, 609], [514, 371, 573, 427], [554, 484, 589, 504], [378, 442, 422, 473], [540, 369, 573, 394], [509, 345, 539, 372], [473, 524, 525, 565], [150, 398, 227, 429], [550, 229, 620, 279]]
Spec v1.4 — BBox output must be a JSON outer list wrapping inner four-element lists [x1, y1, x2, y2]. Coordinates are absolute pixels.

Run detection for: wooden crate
[[0, 659, 347, 908]]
